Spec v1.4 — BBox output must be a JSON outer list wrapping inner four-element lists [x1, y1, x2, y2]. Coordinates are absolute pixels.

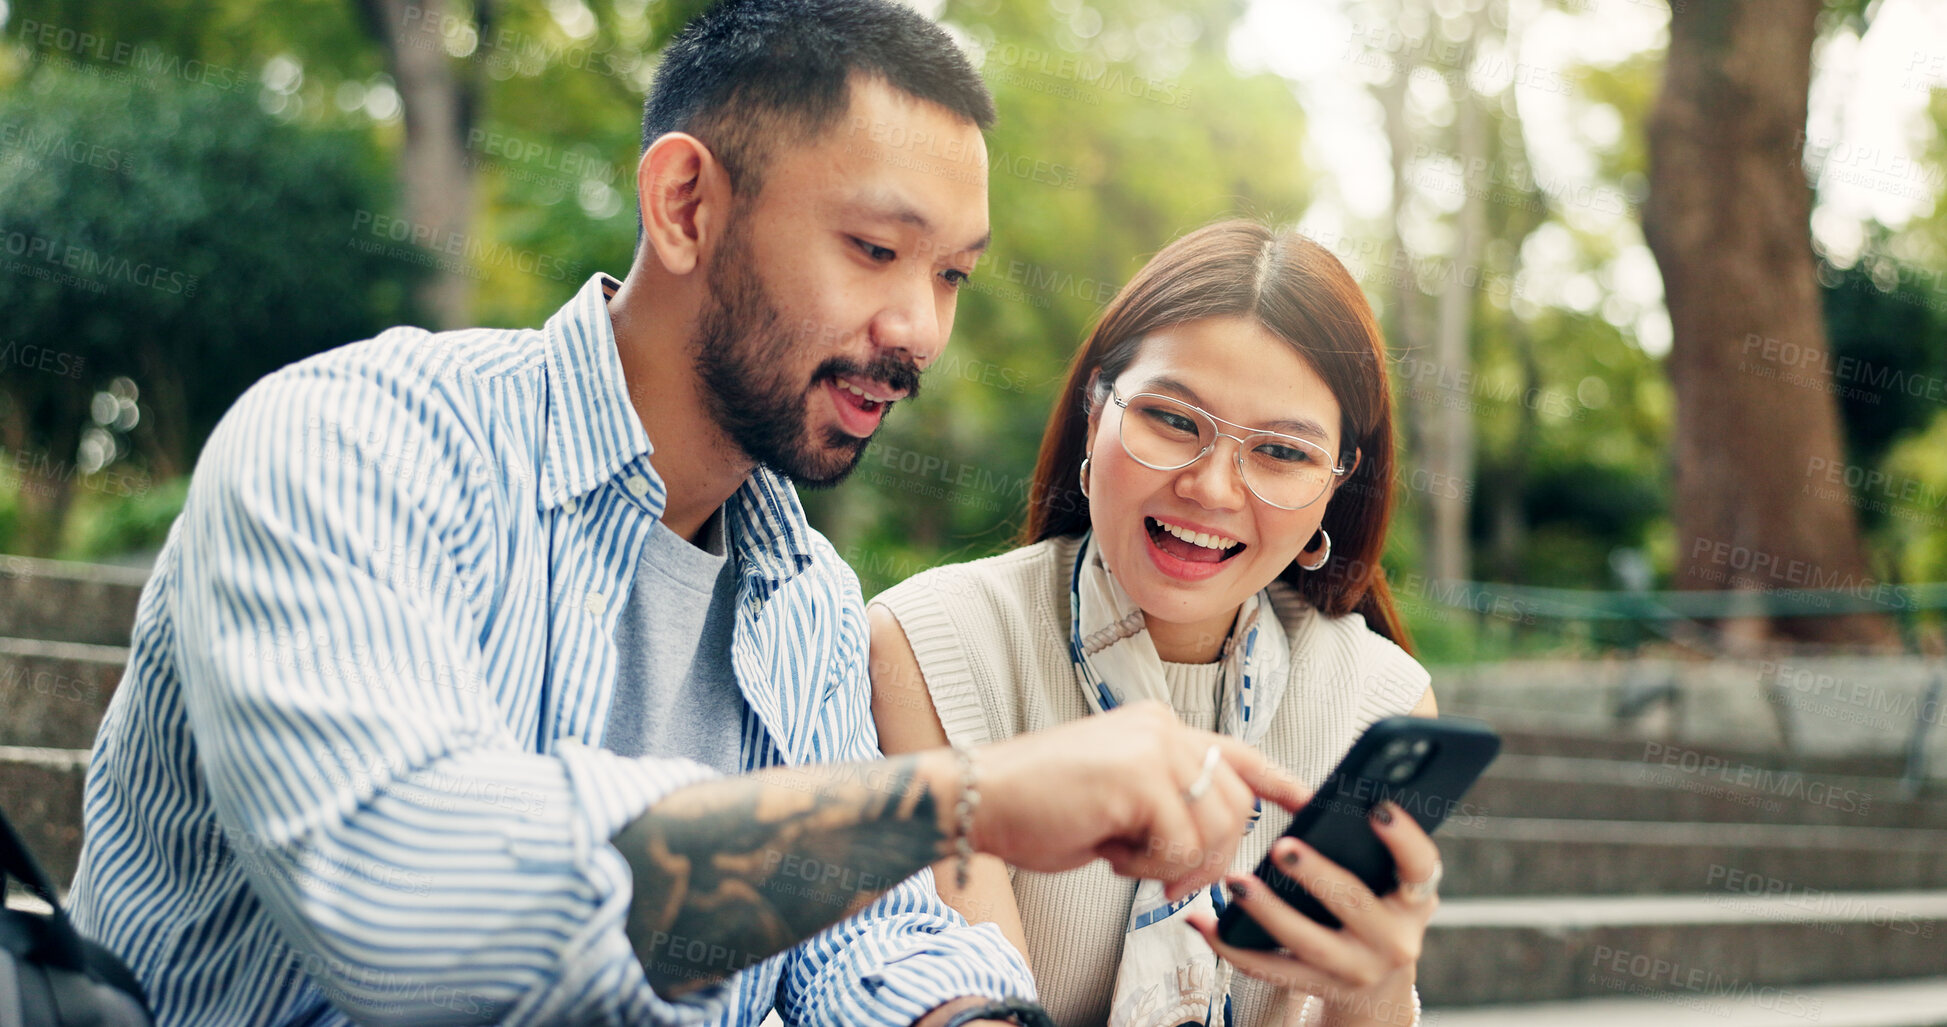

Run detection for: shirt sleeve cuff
[[854, 919, 1037, 1026], [785, 870, 1038, 1027], [501, 742, 735, 1026]]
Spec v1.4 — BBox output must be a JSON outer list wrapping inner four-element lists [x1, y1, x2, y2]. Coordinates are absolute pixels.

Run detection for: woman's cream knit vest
[[871, 534, 1431, 1027]]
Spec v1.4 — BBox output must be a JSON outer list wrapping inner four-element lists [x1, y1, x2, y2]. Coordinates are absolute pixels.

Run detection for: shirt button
[[563, 498, 579, 515], [624, 475, 651, 498], [750, 597, 765, 617], [584, 591, 607, 615]]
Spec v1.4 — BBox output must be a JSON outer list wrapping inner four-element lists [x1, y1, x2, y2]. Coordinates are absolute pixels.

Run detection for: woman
[[869, 220, 1440, 1027]]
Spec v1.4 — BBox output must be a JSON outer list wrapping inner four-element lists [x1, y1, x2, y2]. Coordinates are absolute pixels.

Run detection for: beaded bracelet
[[949, 745, 979, 889]]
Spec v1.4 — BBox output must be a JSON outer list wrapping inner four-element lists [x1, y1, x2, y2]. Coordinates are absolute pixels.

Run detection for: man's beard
[[691, 221, 922, 487]]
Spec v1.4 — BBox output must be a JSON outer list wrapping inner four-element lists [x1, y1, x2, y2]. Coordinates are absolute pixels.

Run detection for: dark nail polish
[[1226, 874, 1251, 899], [1373, 803, 1395, 826], [1279, 844, 1300, 869]]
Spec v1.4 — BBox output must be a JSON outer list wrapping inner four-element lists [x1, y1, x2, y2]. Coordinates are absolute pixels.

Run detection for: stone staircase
[[4, 555, 1946, 1023], [1418, 718, 1947, 1022], [1, 555, 145, 889]]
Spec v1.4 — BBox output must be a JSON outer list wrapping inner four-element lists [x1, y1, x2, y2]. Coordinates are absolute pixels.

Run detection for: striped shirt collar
[[539, 272, 654, 511], [542, 272, 816, 578]]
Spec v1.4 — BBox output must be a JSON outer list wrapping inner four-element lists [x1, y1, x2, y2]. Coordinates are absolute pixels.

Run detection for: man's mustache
[[814, 353, 923, 402]]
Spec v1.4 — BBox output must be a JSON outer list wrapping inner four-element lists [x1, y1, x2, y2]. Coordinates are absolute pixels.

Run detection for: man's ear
[[636, 132, 731, 277]]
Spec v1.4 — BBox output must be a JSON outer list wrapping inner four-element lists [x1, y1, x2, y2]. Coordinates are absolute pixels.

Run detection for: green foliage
[[1458, 299, 1673, 588], [62, 475, 190, 560], [0, 64, 420, 485], [0, 477, 15, 549], [1576, 53, 1658, 190], [1821, 258, 1947, 481], [451, 0, 713, 328], [1876, 409, 1947, 590], [4, 0, 375, 77]]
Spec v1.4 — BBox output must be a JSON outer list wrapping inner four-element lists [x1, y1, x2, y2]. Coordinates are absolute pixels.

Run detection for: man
[[69, 2, 1296, 1025]]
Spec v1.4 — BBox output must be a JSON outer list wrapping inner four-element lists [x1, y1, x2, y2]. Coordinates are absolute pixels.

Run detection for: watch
[[939, 997, 1057, 1027]]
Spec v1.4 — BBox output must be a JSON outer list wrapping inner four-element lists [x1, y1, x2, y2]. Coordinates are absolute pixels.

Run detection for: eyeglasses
[[1108, 388, 1350, 510]]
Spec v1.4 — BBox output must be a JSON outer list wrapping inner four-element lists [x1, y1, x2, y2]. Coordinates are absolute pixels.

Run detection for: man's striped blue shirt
[[68, 273, 1032, 1026]]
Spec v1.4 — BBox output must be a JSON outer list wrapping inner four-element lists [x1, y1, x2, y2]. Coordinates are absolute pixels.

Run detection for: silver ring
[[1183, 743, 1223, 803], [1399, 860, 1443, 903]]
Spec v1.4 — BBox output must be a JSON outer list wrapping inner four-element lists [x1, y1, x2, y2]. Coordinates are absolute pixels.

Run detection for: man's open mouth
[[831, 375, 905, 413], [823, 375, 911, 438]]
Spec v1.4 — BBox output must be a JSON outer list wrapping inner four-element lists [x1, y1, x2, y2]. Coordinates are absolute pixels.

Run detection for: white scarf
[[1067, 532, 1291, 1027]]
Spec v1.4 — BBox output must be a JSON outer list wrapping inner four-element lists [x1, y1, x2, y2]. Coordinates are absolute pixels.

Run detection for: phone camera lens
[[1370, 738, 1429, 786]]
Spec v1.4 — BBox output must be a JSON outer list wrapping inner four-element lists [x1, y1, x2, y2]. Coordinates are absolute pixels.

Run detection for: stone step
[[0, 636, 129, 749], [1424, 975, 1947, 1026], [1493, 725, 1911, 779], [1438, 817, 1947, 897], [1419, 891, 1947, 1006], [1474, 754, 1947, 828], [0, 555, 147, 648], [0, 747, 90, 889]]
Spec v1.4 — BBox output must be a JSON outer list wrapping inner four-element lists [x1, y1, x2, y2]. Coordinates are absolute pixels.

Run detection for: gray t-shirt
[[603, 511, 747, 773]]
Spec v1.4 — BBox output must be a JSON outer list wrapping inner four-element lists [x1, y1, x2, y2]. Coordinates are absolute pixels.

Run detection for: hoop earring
[[1298, 527, 1331, 571], [1078, 456, 1092, 495]]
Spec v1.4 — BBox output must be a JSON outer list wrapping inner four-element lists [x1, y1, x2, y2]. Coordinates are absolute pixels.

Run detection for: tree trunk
[[1642, 0, 1896, 649], [1492, 320, 1538, 582], [1376, 44, 1439, 579], [355, 0, 477, 329], [1428, 38, 1484, 585]]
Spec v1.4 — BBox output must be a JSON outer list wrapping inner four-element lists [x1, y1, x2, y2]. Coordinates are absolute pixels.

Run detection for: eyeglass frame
[[1105, 386, 1356, 510]]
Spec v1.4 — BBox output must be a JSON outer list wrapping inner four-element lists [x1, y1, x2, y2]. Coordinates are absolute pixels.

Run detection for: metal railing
[[1421, 579, 1947, 794]]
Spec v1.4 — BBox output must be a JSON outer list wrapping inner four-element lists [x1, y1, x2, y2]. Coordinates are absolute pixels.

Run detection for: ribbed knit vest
[[871, 534, 1431, 1027]]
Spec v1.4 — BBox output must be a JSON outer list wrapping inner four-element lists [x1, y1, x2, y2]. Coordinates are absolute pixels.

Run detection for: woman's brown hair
[[1021, 219, 1412, 651]]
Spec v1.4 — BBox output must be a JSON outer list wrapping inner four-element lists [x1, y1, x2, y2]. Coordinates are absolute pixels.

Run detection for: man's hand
[[971, 701, 1311, 901], [613, 701, 1308, 999]]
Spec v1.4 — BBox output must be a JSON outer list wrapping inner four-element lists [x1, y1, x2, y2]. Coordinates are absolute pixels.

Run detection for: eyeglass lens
[[1118, 393, 1336, 509]]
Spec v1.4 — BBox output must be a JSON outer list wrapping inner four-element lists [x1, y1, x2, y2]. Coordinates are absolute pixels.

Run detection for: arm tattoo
[[613, 754, 951, 998]]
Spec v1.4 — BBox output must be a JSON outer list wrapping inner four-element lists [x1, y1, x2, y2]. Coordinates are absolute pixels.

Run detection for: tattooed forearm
[[613, 752, 957, 998]]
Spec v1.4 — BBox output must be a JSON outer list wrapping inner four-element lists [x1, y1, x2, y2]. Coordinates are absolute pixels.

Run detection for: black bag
[[0, 805, 152, 1026]]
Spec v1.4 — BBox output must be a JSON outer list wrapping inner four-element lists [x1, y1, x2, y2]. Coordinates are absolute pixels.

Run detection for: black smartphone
[[1215, 716, 1501, 950]]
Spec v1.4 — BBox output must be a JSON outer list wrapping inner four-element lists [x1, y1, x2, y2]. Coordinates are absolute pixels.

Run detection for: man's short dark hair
[[642, 0, 996, 197]]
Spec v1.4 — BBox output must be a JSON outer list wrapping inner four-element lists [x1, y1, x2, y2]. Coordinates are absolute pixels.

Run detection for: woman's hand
[[1185, 801, 1439, 1027]]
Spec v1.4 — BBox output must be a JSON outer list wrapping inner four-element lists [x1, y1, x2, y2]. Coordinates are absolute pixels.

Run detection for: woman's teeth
[[1151, 518, 1240, 551]]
